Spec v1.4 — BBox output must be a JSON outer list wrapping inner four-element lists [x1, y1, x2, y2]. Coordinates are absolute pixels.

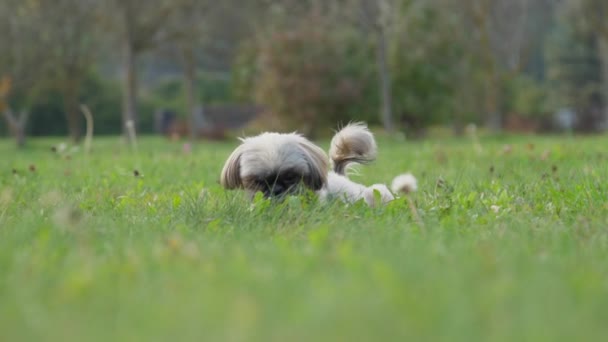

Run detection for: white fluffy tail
[[329, 122, 377, 175]]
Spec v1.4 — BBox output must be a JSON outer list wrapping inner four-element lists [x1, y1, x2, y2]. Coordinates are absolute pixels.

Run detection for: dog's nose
[[271, 183, 285, 196]]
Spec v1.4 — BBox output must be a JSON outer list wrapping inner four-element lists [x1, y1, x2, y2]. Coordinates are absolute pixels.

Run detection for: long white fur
[[317, 172, 394, 206]]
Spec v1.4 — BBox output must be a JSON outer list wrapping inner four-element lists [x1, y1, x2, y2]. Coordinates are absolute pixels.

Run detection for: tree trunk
[[180, 44, 201, 141], [122, 5, 138, 137], [484, 83, 502, 131], [599, 37, 608, 131], [483, 56, 502, 131], [15, 124, 25, 147], [3, 108, 28, 148], [375, 27, 394, 133], [63, 79, 83, 142], [470, 0, 503, 132], [451, 121, 465, 136]]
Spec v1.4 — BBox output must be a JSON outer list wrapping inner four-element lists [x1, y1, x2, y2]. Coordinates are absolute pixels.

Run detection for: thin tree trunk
[[15, 122, 25, 147], [452, 120, 465, 136], [599, 37, 608, 131], [3, 108, 28, 148], [471, 0, 503, 132], [122, 5, 138, 137], [484, 74, 502, 131], [376, 27, 394, 133], [180, 44, 200, 141], [480, 39, 502, 131], [63, 79, 83, 142]]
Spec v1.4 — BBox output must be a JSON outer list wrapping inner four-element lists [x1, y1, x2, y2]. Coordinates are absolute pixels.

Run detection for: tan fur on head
[[329, 122, 377, 175], [295, 138, 329, 190], [220, 143, 246, 189], [220, 132, 329, 196]]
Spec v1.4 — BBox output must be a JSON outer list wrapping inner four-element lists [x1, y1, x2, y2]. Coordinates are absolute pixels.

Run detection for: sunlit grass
[[1, 134, 607, 341]]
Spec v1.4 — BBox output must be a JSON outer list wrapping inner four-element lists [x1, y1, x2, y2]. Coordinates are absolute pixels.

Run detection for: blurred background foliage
[[1, 0, 608, 142]]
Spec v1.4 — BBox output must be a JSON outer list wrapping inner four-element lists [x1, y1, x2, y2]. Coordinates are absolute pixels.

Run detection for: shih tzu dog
[[220, 122, 415, 206]]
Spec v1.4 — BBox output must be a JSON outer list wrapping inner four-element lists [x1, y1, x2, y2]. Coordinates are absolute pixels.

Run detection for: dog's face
[[221, 133, 329, 198]]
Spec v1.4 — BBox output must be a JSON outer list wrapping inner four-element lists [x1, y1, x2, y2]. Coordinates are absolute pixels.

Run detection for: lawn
[[1, 133, 607, 341]]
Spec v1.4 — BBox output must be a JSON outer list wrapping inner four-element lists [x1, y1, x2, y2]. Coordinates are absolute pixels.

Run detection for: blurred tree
[[0, 0, 49, 147], [359, 0, 399, 132], [167, 0, 211, 141], [546, 0, 605, 131], [504, 75, 551, 119], [574, 0, 608, 129], [24, 73, 123, 137], [235, 0, 467, 135], [4, 0, 603, 138], [102, 0, 252, 138], [454, 0, 555, 130], [36, 0, 99, 142], [145, 73, 233, 119], [251, 12, 371, 137], [169, 0, 253, 140], [0, 77, 29, 147], [117, 0, 239, 139], [101, 0, 194, 136], [388, 0, 464, 135]]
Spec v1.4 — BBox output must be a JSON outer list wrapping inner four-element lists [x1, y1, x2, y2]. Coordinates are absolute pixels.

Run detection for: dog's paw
[[363, 184, 395, 207]]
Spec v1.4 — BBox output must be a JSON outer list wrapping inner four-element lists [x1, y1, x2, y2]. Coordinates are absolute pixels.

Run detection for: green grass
[[1, 133, 608, 342]]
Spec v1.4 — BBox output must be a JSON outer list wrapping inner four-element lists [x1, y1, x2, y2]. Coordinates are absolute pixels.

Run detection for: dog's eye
[[282, 172, 299, 183], [255, 179, 267, 187]]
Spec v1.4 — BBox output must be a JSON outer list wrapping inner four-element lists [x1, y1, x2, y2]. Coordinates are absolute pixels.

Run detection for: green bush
[[79, 73, 123, 135], [2, 70, 236, 138], [232, 4, 465, 136], [389, 3, 463, 133], [144, 73, 234, 119], [234, 15, 377, 138], [504, 75, 551, 118], [0, 72, 123, 137]]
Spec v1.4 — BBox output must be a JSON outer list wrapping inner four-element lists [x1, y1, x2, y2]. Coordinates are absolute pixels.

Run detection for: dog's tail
[[329, 122, 377, 175]]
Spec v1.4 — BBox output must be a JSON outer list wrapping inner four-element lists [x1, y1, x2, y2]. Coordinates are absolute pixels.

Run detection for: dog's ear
[[297, 139, 329, 191], [220, 146, 244, 189]]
